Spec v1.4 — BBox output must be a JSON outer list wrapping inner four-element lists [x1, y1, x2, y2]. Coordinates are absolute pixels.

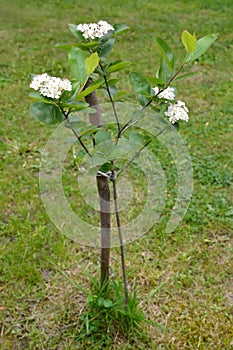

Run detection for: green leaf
[[138, 94, 151, 107], [107, 78, 119, 86], [94, 139, 114, 159], [103, 299, 112, 308], [130, 109, 145, 122], [113, 90, 127, 100], [113, 23, 129, 35], [74, 41, 99, 51], [147, 77, 164, 86], [154, 37, 174, 72], [185, 33, 218, 63], [181, 30, 197, 54], [65, 120, 87, 131], [29, 91, 49, 101], [97, 38, 115, 58], [69, 47, 87, 86], [174, 71, 200, 82], [95, 130, 112, 145], [110, 138, 139, 159], [55, 42, 99, 52], [129, 72, 151, 95], [100, 162, 112, 172], [157, 58, 172, 84], [80, 126, 98, 138], [61, 102, 90, 111], [91, 151, 107, 166], [62, 81, 81, 102], [75, 80, 102, 99], [97, 297, 104, 306], [55, 43, 75, 51], [85, 52, 100, 76], [92, 138, 115, 166], [30, 102, 63, 125], [66, 121, 97, 139], [99, 28, 115, 43], [128, 130, 144, 145], [68, 24, 85, 41], [107, 61, 131, 73], [82, 41, 99, 48]]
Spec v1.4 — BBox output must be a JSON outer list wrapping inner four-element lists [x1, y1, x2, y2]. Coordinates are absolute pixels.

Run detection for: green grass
[[0, 0, 233, 349]]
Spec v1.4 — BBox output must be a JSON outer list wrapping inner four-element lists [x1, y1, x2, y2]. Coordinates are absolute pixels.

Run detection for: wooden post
[[96, 175, 111, 288]]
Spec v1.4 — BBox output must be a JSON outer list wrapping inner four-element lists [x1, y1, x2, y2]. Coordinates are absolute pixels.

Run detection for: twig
[[111, 169, 129, 310], [61, 109, 91, 157], [99, 61, 121, 133], [117, 140, 151, 177], [165, 57, 187, 87], [117, 126, 166, 177]]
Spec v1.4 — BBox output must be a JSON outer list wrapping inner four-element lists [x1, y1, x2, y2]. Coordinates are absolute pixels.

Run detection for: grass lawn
[[0, 0, 232, 349]]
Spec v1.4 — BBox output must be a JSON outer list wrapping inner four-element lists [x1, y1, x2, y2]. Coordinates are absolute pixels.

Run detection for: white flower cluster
[[152, 86, 175, 101], [77, 20, 114, 40], [152, 86, 189, 124], [30, 73, 72, 99], [164, 100, 189, 124]]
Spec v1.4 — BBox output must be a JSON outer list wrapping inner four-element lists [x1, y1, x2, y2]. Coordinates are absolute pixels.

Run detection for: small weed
[[75, 277, 144, 346]]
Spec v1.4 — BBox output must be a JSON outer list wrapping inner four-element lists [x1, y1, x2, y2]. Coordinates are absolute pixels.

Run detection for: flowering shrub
[[29, 21, 217, 309]]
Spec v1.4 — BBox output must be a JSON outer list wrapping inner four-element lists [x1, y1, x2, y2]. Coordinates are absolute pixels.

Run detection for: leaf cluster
[[29, 25, 218, 176], [129, 30, 218, 107]]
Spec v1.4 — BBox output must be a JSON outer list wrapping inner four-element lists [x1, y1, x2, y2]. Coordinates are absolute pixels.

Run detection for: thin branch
[[117, 117, 142, 139], [61, 109, 91, 157], [141, 98, 153, 111], [117, 91, 163, 139], [111, 169, 128, 310], [99, 61, 121, 133], [117, 126, 166, 177], [118, 119, 132, 136], [117, 140, 151, 177], [165, 56, 187, 87]]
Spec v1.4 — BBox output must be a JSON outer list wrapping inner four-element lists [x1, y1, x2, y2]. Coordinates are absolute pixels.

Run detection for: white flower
[[164, 100, 189, 124], [152, 86, 175, 101], [30, 73, 72, 99], [77, 20, 114, 40]]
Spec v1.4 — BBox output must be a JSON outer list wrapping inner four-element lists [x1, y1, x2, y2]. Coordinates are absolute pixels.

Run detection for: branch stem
[[117, 140, 151, 177], [165, 56, 187, 87], [99, 62, 121, 134], [61, 109, 91, 157], [111, 171, 128, 310]]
